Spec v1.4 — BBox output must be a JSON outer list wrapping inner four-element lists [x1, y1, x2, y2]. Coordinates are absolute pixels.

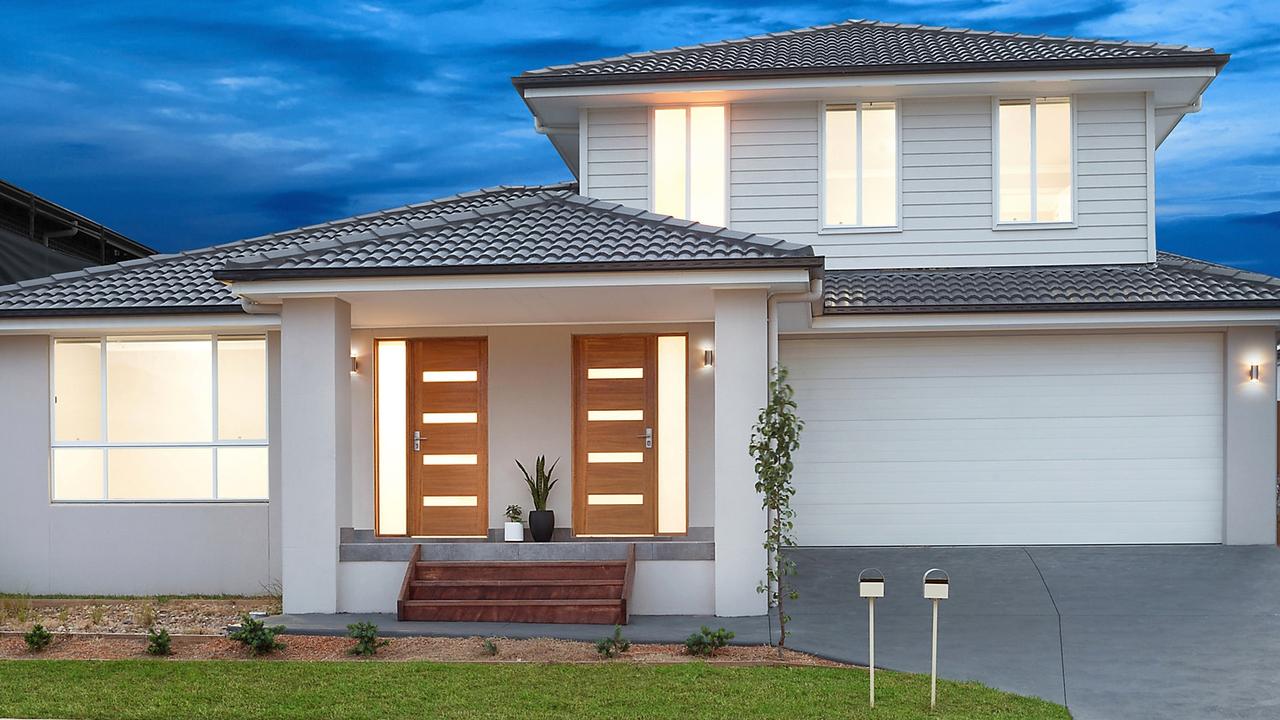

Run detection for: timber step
[[397, 545, 635, 625]]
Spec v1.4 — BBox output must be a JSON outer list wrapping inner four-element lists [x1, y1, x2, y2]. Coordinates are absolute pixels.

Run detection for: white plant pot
[[504, 522, 524, 542]]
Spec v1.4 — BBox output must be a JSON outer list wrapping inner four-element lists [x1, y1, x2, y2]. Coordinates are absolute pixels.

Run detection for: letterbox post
[[858, 569, 885, 707], [922, 568, 950, 710]]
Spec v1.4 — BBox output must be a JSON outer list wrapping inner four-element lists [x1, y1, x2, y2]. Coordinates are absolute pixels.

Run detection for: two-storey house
[[0, 20, 1275, 619]]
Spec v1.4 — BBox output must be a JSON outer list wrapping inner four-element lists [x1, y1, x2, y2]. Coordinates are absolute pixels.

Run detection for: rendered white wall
[[348, 323, 715, 534], [712, 289, 768, 616], [280, 298, 351, 613], [1223, 325, 1278, 544], [0, 334, 272, 595]]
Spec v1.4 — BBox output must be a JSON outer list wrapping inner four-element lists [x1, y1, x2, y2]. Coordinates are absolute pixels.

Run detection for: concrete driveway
[[786, 546, 1280, 720]]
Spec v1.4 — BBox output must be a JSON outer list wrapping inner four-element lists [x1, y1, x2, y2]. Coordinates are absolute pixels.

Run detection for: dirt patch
[[0, 632, 844, 666], [0, 597, 278, 636]]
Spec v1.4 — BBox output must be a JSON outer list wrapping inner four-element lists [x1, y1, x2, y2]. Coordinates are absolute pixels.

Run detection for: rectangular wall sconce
[[351, 355, 359, 374], [1249, 364, 1260, 382], [703, 349, 714, 368]]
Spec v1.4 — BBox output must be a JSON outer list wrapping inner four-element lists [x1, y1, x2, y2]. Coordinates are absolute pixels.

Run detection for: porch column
[[280, 298, 351, 613], [1223, 325, 1277, 544], [713, 289, 769, 616]]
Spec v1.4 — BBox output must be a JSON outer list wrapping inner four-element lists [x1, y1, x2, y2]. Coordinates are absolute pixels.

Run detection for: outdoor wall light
[[1249, 364, 1260, 382], [703, 349, 714, 368], [351, 354, 360, 374]]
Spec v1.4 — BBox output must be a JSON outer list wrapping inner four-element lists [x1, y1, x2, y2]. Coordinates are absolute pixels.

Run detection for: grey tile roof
[[0, 183, 577, 317], [215, 191, 819, 280], [517, 19, 1227, 86], [823, 252, 1280, 313]]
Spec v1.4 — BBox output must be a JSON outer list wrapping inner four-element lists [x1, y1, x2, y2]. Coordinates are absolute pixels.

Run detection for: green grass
[[0, 660, 1069, 720]]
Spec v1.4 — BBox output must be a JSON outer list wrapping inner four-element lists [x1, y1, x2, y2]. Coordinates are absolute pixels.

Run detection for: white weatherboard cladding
[[782, 333, 1224, 545], [719, 93, 1150, 269], [585, 107, 649, 208]]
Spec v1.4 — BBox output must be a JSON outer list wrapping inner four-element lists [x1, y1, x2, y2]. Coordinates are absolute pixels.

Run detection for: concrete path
[[787, 546, 1280, 720], [269, 545, 1280, 720]]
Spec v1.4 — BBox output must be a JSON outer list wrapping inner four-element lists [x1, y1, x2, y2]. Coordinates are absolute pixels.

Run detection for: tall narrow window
[[998, 97, 1073, 224], [823, 102, 897, 228], [652, 105, 726, 226]]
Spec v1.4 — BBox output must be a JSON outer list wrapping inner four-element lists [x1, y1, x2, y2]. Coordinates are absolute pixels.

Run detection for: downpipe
[[762, 277, 821, 645]]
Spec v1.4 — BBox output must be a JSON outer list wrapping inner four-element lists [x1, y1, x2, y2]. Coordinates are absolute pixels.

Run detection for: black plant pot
[[529, 510, 555, 542]]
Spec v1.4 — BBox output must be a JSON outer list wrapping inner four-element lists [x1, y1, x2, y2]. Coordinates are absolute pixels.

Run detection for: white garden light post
[[922, 568, 950, 710], [858, 569, 885, 708]]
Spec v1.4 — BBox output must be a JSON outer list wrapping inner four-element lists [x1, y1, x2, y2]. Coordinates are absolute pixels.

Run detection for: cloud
[[213, 76, 295, 94]]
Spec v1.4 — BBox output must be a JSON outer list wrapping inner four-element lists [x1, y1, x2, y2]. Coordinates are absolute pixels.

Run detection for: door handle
[[637, 427, 653, 449], [413, 430, 421, 452]]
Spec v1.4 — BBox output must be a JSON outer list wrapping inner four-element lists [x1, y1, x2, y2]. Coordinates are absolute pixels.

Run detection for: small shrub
[[23, 624, 53, 652], [88, 604, 105, 627], [684, 626, 734, 657], [347, 622, 389, 656], [228, 613, 285, 655], [481, 638, 498, 656], [135, 603, 157, 629], [2, 596, 33, 624], [595, 625, 631, 658], [56, 607, 69, 627], [146, 627, 172, 656]]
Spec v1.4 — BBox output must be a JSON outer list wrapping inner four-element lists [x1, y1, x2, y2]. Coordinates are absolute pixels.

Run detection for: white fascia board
[[522, 66, 1219, 100], [0, 312, 278, 336], [228, 268, 813, 301], [798, 308, 1280, 334]]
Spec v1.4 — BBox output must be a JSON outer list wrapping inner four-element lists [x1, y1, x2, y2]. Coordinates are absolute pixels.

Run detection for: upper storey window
[[997, 97, 1073, 224], [652, 105, 726, 227], [823, 102, 898, 229]]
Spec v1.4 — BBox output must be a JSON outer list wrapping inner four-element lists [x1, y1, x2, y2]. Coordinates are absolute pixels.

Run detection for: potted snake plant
[[517, 456, 559, 542]]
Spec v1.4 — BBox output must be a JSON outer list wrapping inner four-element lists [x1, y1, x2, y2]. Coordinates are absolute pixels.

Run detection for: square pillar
[[713, 289, 769, 616], [280, 298, 351, 613], [1223, 326, 1277, 544]]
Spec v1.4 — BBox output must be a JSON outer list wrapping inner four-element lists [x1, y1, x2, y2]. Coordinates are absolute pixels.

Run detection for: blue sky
[[1, 1, 1277, 270]]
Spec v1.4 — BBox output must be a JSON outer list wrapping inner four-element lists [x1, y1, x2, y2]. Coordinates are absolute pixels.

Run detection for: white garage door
[[782, 333, 1224, 545]]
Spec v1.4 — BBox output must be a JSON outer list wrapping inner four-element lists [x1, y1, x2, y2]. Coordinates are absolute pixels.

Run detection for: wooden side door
[[573, 335, 657, 536], [408, 337, 488, 537]]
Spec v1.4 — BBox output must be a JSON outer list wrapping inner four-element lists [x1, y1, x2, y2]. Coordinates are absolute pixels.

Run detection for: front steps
[[396, 544, 635, 624]]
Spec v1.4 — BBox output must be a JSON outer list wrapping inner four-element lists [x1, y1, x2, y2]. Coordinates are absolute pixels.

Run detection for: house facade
[[0, 20, 1275, 618]]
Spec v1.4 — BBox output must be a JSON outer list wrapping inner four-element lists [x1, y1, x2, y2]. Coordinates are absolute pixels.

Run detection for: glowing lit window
[[587, 367, 643, 379], [376, 340, 408, 534], [422, 412, 478, 424], [422, 454, 479, 465], [653, 105, 726, 226], [421, 370, 477, 382], [657, 335, 687, 533], [587, 452, 644, 463], [587, 410, 644, 421], [422, 496, 478, 507], [824, 102, 897, 228], [588, 494, 645, 505], [998, 97, 1072, 223], [51, 336, 268, 502]]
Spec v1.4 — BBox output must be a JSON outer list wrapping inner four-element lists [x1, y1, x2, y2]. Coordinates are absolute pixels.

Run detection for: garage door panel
[[783, 333, 1224, 546]]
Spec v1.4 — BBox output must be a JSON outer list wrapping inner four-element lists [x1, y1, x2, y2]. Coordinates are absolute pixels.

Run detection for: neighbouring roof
[[214, 191, 819, 280], [516, 19, 1228, 87], [0, 183, 577, 317], [823, 252, 1280, 313]]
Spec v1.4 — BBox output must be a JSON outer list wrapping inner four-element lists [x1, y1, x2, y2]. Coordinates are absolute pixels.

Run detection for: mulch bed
[[0, 633, 844, 666], [0, 597, 277, 636]]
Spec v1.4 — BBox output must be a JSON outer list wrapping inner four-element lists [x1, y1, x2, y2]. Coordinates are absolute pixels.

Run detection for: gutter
[[767, 277, 823, 370]]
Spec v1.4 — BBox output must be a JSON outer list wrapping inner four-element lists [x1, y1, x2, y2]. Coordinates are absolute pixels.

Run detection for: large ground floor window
[[51, 335, 269, 502]]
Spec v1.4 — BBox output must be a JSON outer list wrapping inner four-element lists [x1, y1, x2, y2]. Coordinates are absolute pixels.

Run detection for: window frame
[[647, 103, 730, 227], [48, 334, 270, 504], [818, 99, 903, 235], [991, 95, 1078, 230]]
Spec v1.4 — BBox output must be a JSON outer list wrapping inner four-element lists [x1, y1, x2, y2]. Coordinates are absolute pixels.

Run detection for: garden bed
[[0, 595, 277, 635], [0, 632, 837, 665]]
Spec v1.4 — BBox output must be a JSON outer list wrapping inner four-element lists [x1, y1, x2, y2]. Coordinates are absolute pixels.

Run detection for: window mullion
[[684, 108, 693, 219], [99, 339, 108, 500], [1029, 98, 1039, 221], [855, 103, 863, 227], [211, 335, 219, 499]]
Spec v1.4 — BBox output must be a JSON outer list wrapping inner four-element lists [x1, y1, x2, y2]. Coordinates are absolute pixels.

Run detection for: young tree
[[750, 366, 804, 651]]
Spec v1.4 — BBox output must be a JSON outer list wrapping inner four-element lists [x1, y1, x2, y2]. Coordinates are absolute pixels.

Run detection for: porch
[[244, 266, 815, 619]]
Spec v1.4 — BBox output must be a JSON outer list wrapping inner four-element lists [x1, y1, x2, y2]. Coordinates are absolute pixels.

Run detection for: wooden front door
[[408, 338, 488, 537], [573, 335, 657, 536]]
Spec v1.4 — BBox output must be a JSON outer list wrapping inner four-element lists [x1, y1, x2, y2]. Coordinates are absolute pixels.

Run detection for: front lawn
[[0, 660, 1069, 720]]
